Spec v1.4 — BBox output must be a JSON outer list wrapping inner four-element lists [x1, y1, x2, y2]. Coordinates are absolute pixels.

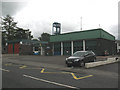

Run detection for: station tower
[[52, 22, 61, 35]]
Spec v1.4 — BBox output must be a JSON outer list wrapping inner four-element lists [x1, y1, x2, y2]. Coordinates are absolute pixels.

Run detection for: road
[[1, 55, 119, 89]]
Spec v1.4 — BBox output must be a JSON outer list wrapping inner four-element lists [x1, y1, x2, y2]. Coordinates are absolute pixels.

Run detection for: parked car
[[65, 51, 96, 67]]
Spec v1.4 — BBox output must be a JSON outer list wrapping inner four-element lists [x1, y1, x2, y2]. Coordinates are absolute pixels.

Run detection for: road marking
[[23, 68, 42, 70], [41, 72, 70, 74], [71, 73, 93, 80], [19, 65, 27, 69], [5, 63, 22, 67], [40, 68, 93, 80], [41, 68, 45, 73], [23, 74, 79, 89], [40, 68, 70, 74], [5, 63, 12, 66], [0, 68, 10, 72]]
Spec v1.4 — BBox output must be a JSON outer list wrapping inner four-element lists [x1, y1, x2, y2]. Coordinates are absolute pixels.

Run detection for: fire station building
[[50, 28, 117, 56]]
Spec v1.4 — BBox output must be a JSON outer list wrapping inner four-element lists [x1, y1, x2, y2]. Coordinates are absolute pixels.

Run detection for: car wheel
[[80, 61, 85, 67], [93, 58, 96, 62]]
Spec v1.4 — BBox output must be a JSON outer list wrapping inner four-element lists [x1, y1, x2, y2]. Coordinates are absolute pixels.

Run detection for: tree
[[1, 14, 33, 45], [32, 39, 39, 41], [38, 33, 50, 42], [15, 28, 33, 40], [2, 14, 17, 41]]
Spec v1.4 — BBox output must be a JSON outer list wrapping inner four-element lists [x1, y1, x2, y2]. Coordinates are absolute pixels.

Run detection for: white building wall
[[83, 40, 86, 51], [71, 41, 73, 55], [117, 42, 120, 52]]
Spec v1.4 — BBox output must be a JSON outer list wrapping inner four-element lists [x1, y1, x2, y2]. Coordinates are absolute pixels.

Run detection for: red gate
[[8, 43, 20, 54], [14, 43, 20, 54], [8, 44, 13, 54]]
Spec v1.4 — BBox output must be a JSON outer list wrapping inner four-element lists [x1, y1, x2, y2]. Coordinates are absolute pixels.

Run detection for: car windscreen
[[72, 51, 88, 57]]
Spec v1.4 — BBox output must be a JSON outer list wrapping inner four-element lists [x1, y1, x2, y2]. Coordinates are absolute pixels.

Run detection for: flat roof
[[7, 39, 48, 44], [50, 28, 115, 42]]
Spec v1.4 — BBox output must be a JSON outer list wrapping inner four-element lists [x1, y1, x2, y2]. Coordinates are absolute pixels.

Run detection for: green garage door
[[54, 42, 61, 55], [63, 42, 71, 55], [73, 41, 83, 53], [86, 40, 97, 54]]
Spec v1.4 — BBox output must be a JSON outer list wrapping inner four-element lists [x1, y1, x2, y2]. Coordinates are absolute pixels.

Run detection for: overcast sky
[[1, 0, 119, 39]]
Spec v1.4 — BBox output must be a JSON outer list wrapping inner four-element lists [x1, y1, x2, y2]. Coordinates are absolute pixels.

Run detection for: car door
[[84, 52, 91, 63], [89, 52, 94, 62]]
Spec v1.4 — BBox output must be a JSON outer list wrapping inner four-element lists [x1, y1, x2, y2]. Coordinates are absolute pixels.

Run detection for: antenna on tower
[[99, 24, 101, 28], [80, 16, 82, 30], [98, 24, 102, 29]]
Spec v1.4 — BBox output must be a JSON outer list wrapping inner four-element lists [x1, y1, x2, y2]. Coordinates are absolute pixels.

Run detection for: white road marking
[[23, 74, 79, 89], [0, 68, 10, 72]]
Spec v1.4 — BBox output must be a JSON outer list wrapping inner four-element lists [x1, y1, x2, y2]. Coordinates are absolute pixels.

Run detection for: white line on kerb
[[23, 74, 79, 89], [0, 68, 10, 72]]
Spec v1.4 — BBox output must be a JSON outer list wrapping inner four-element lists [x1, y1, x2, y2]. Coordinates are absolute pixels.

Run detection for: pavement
[[1, 55, 119, 88]]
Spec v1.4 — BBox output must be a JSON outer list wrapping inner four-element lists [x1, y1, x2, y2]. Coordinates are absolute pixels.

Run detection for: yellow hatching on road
[[41, 68, 45, 73], [22, 68, 42, 69], [4, 63, 93, 80], [5, 63, 22, 66], [19, 65, 27, 69], [40, 68, 70, 74], [71, 73, 93, 80], [5, 63, 12, 66], [40, 68, 93, 80]]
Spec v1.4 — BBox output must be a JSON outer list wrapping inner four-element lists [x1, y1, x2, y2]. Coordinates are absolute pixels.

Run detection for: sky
[[1, 0, 119, 39]]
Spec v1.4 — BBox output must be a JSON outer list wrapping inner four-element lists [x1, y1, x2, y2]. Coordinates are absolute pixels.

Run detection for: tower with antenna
[[52, 22, 61, 35]]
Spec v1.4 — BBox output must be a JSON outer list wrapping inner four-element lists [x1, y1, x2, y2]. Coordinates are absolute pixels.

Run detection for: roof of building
[[50, 28, 115, 42], [7, 39, 48, 44]]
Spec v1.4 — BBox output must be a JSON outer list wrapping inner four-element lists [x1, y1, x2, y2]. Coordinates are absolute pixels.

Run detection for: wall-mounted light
[[20, 41, 22, 44], [5, 43, 8, 46]]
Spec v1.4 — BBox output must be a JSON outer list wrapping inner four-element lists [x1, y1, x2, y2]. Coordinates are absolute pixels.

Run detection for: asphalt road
[[2, 56, 118, 89], [2, 55, 114, 67], [3, 55, 119, 73]]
